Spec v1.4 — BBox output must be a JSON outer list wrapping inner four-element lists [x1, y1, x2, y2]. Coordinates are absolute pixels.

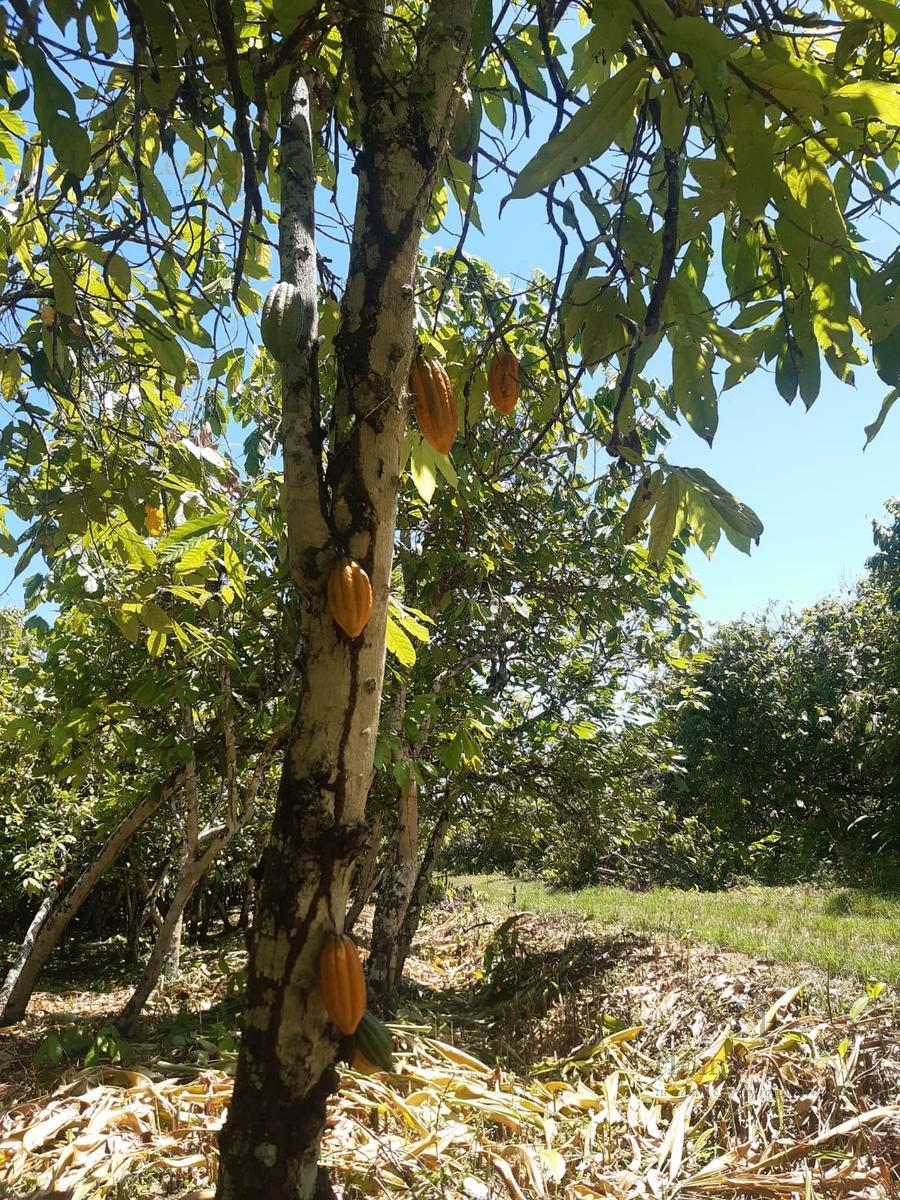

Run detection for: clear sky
[[439, 160, 899, 627], [2, 85, 897, 628]]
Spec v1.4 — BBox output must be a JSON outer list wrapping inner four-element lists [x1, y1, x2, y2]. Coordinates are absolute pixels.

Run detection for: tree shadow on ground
[[398, 910, 658, 1069]]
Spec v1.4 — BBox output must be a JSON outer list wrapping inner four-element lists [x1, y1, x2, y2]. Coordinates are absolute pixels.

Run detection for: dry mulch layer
[[1, 894, 898, 1199]]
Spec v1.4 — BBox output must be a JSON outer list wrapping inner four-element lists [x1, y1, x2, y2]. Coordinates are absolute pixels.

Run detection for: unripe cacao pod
[[260, 281, 308, 362], [488, 350, 520, 415], [318, 933, 366, 1035], [354, 1008, 393, 1072], [450, 87, 481, 164], [409, 357, 457, 455], [327, 560, 373, 639]]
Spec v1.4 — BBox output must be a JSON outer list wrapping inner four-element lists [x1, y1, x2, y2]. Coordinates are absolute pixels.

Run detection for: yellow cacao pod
[[487, 350, 520, 415], [143, 505, 164, 537], [318, 933, 366, 1035], [327, 560, 373, 639], [409, 357, 457, 455]]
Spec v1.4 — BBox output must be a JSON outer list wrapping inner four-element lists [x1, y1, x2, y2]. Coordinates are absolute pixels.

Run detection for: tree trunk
[[395, 809, 451, 982], [217, 14, 473, 1192], [0, 771, 186, 1025], [368, 772, 418, 1015], [119, 860, 203, 1034], [165, 912, 184, 979], [0, 877, 60, 1009], [118, 708, 283, 1034], [345, 808, 383, 933]]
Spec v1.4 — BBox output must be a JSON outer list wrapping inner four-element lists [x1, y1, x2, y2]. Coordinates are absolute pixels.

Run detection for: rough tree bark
[[395, 807, 452, 983], [118, 698, 284, 1035], [345, 807, 383, 933], [368, 686, 418, 1014], [216, 7, 474, 1192], [0, 877, 61, 1013], [369, 659, 468, 1011], [0, 767, 188, 1025], [165, 913, 184, 980]]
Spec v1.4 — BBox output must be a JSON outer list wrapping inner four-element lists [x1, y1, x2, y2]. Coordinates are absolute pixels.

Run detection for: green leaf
[[834, 19, 870, 76], [647, 475, 682, 565], [271, 0, 317, 30], [157, 512, 226, 550], [88, 0, 120, 54], [775, 343, 798, 404], [676, 466, 763, 545], [2, 349, 21, 401], [147, 628, 167, 657], [105, 253, 131, 299], [667, 15, 732, 60], [410, 440, 437, 504], [732, 96, 772, 223], [471, 0, 493, 59], [49, 254, 76, 316], [223, 540, 246, 600], [0, 109, 25, 161], [141, 601, 173, 633], [508, 57, 649, 200], [851, 0, 900, 34], [873, 327, 900, 388], [174, 538, 217, 575], [736, 47, 825, 116], [21, 44, 92, 177], [22, 43, 75, 121], [830, 81, 900, 126], [386, 612, 417, 667], [144, 329, 187, 379], [622, 470, 661, 540], [671, 325, 718, 443], [863, 390, 897, 448]]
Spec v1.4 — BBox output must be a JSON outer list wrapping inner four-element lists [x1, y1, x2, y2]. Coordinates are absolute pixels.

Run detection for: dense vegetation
[[446, 498, 900, 891]]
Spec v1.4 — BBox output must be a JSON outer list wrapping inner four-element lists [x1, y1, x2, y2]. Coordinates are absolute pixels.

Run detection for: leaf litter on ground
[[0, 891, 898, 1199]]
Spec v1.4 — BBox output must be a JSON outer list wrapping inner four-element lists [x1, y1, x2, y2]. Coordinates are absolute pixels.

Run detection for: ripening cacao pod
[[143, 505, 164, 537], [351, 1049, 380, 1074], [488, 349, 520, 415], [260, 281, 308, 362], [318, 933, 366, 1035], [409, 357, 457, 455], [327, 560, 372, 639], [353, 1008, 393, 1073]]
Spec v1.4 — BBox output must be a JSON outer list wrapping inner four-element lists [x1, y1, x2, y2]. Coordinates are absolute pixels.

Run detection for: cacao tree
[[0, 1, 897, 1196], [365, 251, 702, 1013]]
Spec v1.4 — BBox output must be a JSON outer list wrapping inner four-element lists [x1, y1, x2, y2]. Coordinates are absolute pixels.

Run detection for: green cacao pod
[[449, 87, 481, 164], [260, 281, 308, 362], [353, 1008, 393, 1073]]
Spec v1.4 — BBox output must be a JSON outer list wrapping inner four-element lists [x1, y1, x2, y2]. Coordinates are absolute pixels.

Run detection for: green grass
[[453, 874, 900, 985]]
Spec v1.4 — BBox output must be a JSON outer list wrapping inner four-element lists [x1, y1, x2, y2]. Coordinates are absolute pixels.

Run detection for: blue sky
[[444, 160, 898, 626], [1, 53, 896, 628]]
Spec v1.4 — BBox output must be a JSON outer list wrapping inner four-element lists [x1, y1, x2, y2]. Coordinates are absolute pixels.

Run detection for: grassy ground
[[454, 874, 900, 985]]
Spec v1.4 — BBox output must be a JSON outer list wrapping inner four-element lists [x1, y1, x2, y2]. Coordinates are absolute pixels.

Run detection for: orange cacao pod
[[488, 349, 520, 415], [327, 560, 372, 639], [409, 356, 457, 455], [318, 933, 366, 1035]]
